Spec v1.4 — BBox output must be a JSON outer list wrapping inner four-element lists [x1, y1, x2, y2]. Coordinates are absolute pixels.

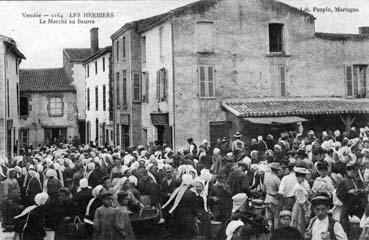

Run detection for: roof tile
[[222, 98, 369, 117], [19, 68, 75, 92]]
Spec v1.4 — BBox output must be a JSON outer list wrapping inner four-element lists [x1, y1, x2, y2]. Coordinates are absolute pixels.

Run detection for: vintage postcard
[[0, 0, 368, 239]]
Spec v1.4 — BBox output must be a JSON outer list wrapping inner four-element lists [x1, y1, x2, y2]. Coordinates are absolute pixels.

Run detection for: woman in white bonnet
[[18, 192, 49, 240]]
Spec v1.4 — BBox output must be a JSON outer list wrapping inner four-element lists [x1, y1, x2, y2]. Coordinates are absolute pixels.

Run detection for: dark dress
[[75, 188, 93, 216], [22, 206, 46, 240], [85, 197, 103, 238], [25, 177, 42, 206], [209, 183, 232, 222], [226, 170, 250, 196], [137, 176, 160, 206], [44, 177, 62, 229], [54, 199, 81, 240], [168, 188, 198, 238]]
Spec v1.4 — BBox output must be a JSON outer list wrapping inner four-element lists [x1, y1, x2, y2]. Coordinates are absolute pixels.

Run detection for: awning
[[243, 116, 308, 125], [221, 98, 369, 117], [151, 113, 169, 126]]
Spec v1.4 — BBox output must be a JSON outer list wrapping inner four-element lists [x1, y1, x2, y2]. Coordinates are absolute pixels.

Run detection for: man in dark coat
[[160, 166, 180, 205]]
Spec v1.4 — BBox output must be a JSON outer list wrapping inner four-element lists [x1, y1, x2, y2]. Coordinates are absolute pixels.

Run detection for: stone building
[[111, 23, 143, 150], [112, 0, 369, 150], [0, 35, 25, 158], [84, 29, 113, 146], [63, 46, 95, 144], [19, 68, 78, 147]]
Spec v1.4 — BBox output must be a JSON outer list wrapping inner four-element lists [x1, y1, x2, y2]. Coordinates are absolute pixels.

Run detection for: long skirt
[[291, 202, 307, 235]]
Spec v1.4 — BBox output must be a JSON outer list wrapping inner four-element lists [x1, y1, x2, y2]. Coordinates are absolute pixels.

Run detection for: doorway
[[44, 128, 67, 145]]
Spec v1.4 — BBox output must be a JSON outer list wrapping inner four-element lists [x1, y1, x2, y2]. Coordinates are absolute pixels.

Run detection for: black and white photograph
[[0, 0, 368, 239]]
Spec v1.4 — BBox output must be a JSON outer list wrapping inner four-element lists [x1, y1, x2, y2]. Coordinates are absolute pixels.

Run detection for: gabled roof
[[222, 98, 369, 117], [19, 68, 75, 93], [111, 0, 313, 37], [0, 34, 26, 59], [315, 32, 369, 41], [63, 48, 97, 62], [83, 46, 112, 65]]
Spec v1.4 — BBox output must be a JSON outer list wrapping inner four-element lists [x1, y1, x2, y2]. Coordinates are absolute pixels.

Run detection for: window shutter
[[199, 66, 206, 98], [346, 66, 353, 97], [207, 66, 215, 97], [61, 102, 65, 116], [164, 68, 168, 101], [146, 72, 149, 103], [28, 102, 32, 112], [280, 66, 286, 97], [156, 70, 160, 101]]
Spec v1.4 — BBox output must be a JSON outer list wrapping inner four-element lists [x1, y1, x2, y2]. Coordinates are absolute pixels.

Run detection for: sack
[[65, 216, 88, 238]]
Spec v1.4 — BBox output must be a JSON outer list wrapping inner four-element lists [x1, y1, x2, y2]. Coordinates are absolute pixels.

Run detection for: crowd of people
[[2, 126, 369, 240]]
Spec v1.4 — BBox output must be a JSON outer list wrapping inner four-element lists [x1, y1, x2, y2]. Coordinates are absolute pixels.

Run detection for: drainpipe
[[170, 17, 176, 150]]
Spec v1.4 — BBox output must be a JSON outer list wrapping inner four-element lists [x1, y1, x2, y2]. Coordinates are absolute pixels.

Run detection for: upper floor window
[[48, 97, 63, 117], [198, 65, 215, 99], [87, 88, 90, 111], [141, 36, 146, 63], [95, 61, 98, 75], [280, 65, 287, 97], [116, 72, 120, 108], [87, 64, 90, 77], [20, 96, 29, 116], [196, 21, 214, 53], [159, 26, 164, 57], [103, 84, 106, 111], [142, 72, 149, 103], [346, 65, 368, 98], [116, 40, 119, 61], [133, 73, 141, 102], [103, 57, 105, 72], [123, 37, 126, 58], [156, 68, 167, 102], [95, 86, 99, 111], [123, 70, 127, 108], [269, 23, 284, 53]]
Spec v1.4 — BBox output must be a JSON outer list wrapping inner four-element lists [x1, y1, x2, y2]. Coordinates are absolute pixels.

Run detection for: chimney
[[359, 27, 369, 35], [90, 27, 99, 54]]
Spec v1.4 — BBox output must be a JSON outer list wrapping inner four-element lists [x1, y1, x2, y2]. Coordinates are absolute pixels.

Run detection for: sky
[[0, 0, 368, 68]]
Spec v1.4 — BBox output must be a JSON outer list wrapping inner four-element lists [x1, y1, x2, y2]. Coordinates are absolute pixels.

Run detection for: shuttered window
[[156, 68, 167, 101], [123, 37, 126, 58], [133, 73, 141, 102], [280, 66, 286, 97], [196, 21, 214, 53], [95, 86, 98, 111], [159, 27, 164, 57], [141, 37, 146, 63], [123, 70, 127, 108], [116, 73, 120, 107], [142, 72, 149, 103], [198, 65, 215, 98], [103, 84, 106, 111], [87, 88, 90, 111], [346, 65, 368, 98], [116, 41, 119, 61], [95, 118, 99, 143]]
